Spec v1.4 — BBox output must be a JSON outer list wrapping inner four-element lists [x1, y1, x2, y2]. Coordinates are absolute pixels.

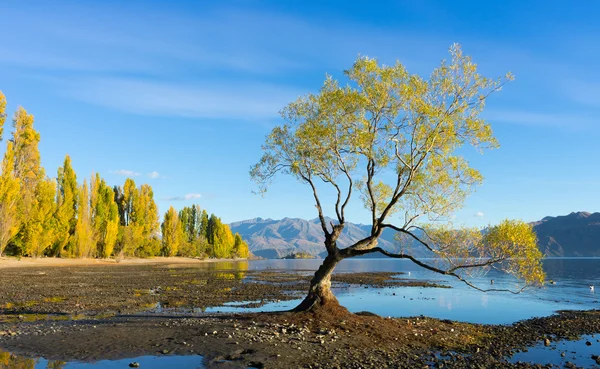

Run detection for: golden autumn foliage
[[0, 351, 36, 369], [161, 206, 182, 257], [0, 90, 249, 260], [252, 44, 544, 293], [55, 155, 78, 256], [0, 133, 20, 256], [160, 205, 249, 258], [24, 178, 56, 257], [73, 180, 95, 258]]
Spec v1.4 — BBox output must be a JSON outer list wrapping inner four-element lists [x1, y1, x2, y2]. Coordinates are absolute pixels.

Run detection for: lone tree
[[251, 44, 544, 312]]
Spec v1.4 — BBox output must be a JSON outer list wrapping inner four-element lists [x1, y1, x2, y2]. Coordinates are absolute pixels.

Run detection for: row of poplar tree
[[0, 92, 250, 259]]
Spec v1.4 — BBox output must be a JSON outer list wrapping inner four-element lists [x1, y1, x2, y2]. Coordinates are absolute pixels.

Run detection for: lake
[[202, 257, 600, 325], [2, 257, 599, 368]]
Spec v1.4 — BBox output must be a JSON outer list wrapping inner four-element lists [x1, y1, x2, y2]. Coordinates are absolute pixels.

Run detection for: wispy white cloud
[[147, 171, 160, 179], [112, 169, 141, 177], [63, 78, 303, 119], [164, 193, 202, 201], [0, 4, 439, 75], [474, 212, 485, 218]]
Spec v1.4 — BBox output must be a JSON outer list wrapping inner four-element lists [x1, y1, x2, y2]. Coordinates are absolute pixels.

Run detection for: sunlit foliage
[[161, 206, 182, 257], [252, 44, 544, 292], [0, 90, 249, 260], [161, 206, 248, 258], [0, 141, 20, 256], [55, 155, 78, 256]]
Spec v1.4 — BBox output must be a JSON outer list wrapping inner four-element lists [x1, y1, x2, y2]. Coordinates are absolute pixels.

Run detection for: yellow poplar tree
[[116, 179, 160, 257], [233, 233, 250, 259], [73, 180, 95, 258], [161, 206, 181, 257], [209, 217, 235, 258], [55, 155, 78, 256], [26, 178, 57, 257], [135, 184, 160, 244], [91, 173, 119, 258], [0, 92, 21, 256], [117, 178, 140, 256], [12, 107, 41, 214], [11, 107, 45, 255], [0, 142, 20, 257]]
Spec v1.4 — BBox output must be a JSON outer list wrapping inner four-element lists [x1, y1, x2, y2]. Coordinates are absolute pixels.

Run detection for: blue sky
[[0, 0, 598, 227]]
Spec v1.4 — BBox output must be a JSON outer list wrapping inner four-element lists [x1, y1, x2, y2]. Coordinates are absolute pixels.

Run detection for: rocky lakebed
[[0, 261, 599, 368]]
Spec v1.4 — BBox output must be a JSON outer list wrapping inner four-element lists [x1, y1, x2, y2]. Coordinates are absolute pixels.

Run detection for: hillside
[[231, 212, 600, 259], [229, 217, 428, 259], [532, 211, 600, 257]]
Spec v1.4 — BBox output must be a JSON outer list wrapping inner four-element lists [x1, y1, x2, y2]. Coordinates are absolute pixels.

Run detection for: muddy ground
[[0, 260, 599, 368], [0, 261, 444, 316]]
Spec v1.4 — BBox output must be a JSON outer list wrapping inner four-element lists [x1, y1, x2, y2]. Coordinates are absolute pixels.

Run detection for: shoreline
[[0, 256, 251, 269], [1, 309, 599, 368], [0, 259, 598, 367]]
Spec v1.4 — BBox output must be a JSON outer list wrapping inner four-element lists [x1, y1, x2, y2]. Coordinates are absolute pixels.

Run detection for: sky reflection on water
[[510, 335, 600, 368], [204, 258, 600, 324], [0, 352, 204, 369], [2, 258, 599, 368]]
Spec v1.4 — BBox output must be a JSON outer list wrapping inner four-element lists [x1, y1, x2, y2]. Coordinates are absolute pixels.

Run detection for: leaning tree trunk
[[292, 252, 342, 312]]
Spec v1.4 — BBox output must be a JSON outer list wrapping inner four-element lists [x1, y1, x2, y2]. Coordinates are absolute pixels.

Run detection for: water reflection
[[168, 260, 249, 272], [0, 351, 204, 369], [0, 351, 36, 369], [510, 335, 600, 368], [199, 258, 600, 324]]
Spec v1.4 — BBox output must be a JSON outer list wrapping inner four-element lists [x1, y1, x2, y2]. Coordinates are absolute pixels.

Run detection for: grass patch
[[133, 289, 151, 297], [0, 314, 71, 323], [43, 297, 66, 303]]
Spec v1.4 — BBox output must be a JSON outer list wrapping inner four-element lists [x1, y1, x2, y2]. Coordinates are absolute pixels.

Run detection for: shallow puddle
[[0, 351, 204, 368], [510, 335, 600, 368]]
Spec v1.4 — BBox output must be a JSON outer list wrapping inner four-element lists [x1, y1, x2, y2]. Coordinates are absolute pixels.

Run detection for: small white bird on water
[[590, 286, 595, 292]]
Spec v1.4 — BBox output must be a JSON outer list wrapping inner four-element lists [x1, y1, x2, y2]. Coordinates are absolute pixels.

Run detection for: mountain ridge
[[229, 216, 412, 259], [531, 211, 600, 257], [230, 211, 600, 259]]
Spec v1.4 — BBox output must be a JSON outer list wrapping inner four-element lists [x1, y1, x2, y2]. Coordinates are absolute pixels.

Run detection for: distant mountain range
[[231, 217, 434, 259], [230, 211, 600, 259], [229, 217, 420, 259], [532, 211, 600, 257]]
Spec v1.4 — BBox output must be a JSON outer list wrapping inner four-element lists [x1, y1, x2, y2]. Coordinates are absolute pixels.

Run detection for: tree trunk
[[292, 252, 342, 312]]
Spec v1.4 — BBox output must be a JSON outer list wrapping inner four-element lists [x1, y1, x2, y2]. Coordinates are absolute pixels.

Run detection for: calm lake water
[[203, 257, 600, 325], [0, 353, 205, 369], [510, 334, 600, 368], [3, 258, 599, 368]]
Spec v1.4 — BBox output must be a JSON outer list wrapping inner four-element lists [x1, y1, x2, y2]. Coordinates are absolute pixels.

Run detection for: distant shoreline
[[0, 256, 250, 269]]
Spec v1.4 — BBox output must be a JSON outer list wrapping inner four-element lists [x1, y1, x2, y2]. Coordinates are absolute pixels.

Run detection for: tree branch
[[300, 171, 330, 238], [348, 247, 527, 294], [380, 223, 436, 253]]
